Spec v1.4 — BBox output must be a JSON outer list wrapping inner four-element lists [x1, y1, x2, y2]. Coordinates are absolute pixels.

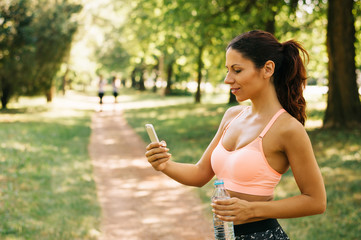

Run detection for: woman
[[112, 76, 120, 103], [145, 30, 326, 239]]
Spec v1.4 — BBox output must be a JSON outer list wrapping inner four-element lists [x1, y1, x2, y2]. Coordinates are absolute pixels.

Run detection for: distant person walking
[[98, 75, 106, 110], [112, 76, 120, 103]]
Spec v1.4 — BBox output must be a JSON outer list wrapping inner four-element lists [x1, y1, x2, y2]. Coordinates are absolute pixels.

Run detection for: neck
[[249, 84, 282, 116]]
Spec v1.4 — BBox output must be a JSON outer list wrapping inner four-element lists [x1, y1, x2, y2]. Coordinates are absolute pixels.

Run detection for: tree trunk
[[138, 68, 145, 91], [153, 62, 159, 93], [46, 85, 55, 102], [131, 68, 137, 88], [153, 72, 158, 93], [1, 83, 8, 109], [164, 62, 173, 95], [195, 45, 204, 103], [62, 66, 69, 95], [324, 0, 361, 128], [1, 90, 10, 109], [0, 80, 14, 109], [264, 0, 276, 34]]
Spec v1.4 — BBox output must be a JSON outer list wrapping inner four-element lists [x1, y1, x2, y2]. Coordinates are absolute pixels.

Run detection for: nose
[[224, 72, 233, 84]]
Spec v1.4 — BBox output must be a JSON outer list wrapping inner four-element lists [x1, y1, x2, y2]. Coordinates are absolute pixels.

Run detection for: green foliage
[[92, 0, 345, 102], [0, 0, 82, 108], [0, 100, 100, 239], [96, 36, 130, 74], [354, 0, 361, 70], [30, 0, 82, 94], [0, 0, 34, 107]]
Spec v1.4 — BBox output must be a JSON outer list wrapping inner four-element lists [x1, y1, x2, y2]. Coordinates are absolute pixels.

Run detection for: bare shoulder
[[222, 105, 247, 124], [276, 112, 310, 147], [217, 105, 247, 132]]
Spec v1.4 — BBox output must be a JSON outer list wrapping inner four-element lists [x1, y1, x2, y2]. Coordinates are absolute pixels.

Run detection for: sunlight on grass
[[0, 94, 100, 239]]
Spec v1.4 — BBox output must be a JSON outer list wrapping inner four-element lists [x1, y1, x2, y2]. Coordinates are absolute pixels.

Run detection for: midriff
[[229, 190, 273, 202], [228, 189, 273, 225]]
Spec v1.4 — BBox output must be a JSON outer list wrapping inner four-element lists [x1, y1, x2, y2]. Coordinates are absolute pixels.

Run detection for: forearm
[[161, 160, 213, 187], [251, 194, 326, 219]]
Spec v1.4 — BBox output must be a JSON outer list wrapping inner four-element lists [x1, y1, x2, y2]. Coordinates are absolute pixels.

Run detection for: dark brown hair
[[227, 30, 308, 125]]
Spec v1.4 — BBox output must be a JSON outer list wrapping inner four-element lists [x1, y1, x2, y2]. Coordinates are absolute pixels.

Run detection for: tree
[[32, 0, 82, 102], [324, 0, 361, 128], [94, 33, 130, 80], [0, 0, 82, 108], [0, 0, 33, 109]]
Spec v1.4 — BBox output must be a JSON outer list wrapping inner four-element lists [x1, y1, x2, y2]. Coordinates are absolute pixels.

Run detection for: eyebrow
[[225, 64, 241, 68]]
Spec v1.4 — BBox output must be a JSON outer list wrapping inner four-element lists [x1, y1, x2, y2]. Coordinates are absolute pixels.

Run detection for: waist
[[234, 219, 280, 235], [229, 189, 273, 202]]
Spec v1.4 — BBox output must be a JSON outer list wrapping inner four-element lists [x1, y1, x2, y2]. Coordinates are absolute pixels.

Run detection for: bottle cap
[[214, 179, 224, 186]]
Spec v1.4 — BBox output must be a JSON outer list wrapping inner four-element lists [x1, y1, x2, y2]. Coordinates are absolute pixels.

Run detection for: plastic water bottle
[[212, 179, 235, 240]]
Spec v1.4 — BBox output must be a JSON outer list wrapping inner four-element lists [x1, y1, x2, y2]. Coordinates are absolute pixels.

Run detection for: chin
[[235, 96, 247, 103]]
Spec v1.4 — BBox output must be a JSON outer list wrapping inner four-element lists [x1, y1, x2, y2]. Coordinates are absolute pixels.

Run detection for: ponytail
[[275, 40, 308, 125], [227, 30, 309, 125]]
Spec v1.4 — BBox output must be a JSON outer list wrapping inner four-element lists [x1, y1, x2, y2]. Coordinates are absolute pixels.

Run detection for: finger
[[145, 150, 170, 161], [210, 203, 221, 211], [160, 140, 167, 147], [213, 208, 234, 218], [211, 200, 232, 209], [146, 142, 162, 150], [216, 215, 235, 222], [148, 153, 171, 163], [213, 198, 233, 205], [212, 203, 234, 211], [152, 157, 170, 165], [145, 147, 169, 157]]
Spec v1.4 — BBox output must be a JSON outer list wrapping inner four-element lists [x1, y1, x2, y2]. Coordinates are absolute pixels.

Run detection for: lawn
[[123, 86, 361, 240], [0, 96, 100, 239]]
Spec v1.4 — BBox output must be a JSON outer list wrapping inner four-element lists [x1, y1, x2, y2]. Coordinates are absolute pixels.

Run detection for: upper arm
[[281, 119, 326, 202]]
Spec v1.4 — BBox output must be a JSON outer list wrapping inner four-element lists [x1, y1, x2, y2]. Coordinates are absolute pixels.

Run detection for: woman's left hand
[[211, 197, 254, 225]]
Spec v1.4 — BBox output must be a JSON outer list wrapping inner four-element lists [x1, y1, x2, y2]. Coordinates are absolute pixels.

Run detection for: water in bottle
[[212, 179, 235, 240]]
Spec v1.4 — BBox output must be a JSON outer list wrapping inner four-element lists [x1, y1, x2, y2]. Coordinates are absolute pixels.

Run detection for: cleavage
[[223, 120, 263, 151]]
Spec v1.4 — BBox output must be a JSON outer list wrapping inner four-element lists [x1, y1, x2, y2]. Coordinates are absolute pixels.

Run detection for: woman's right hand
[[145, 141, 171, 171]]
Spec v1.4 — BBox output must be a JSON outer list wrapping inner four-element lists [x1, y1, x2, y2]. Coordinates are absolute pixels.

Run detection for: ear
[[263, 60, 275, 79]]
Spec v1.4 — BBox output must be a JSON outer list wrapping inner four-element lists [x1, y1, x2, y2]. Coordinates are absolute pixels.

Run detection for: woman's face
[[224, 48, 265, 102]]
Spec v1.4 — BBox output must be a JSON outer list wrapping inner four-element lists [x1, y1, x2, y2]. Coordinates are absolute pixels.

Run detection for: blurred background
[[1, 0, 361, 239], [1, 0, 360, 126]]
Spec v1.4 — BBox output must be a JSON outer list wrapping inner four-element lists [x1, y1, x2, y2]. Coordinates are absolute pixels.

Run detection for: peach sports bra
[[211, 108, 286, 196]]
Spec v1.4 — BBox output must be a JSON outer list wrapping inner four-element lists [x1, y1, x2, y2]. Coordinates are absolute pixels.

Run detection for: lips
[[231, 88, 240, 94]]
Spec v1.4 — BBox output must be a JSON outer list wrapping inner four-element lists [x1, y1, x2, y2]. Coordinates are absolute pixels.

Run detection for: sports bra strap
[[259, 109, 286, 138], [224, 106, 250, 131]]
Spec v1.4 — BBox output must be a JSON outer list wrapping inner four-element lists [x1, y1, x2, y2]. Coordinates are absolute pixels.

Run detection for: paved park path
[[88, 102, 214, 240]]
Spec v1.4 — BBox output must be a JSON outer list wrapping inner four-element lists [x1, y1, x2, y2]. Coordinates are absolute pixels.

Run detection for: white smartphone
[[145, 124, 159, 143]]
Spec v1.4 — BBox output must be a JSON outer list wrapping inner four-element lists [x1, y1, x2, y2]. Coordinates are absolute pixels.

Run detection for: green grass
[[123, 88, 361, 240], [0, 97, 100, 239]]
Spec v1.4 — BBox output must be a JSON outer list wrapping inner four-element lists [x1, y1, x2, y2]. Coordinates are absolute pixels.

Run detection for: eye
[[234, 69, 241, 73]]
